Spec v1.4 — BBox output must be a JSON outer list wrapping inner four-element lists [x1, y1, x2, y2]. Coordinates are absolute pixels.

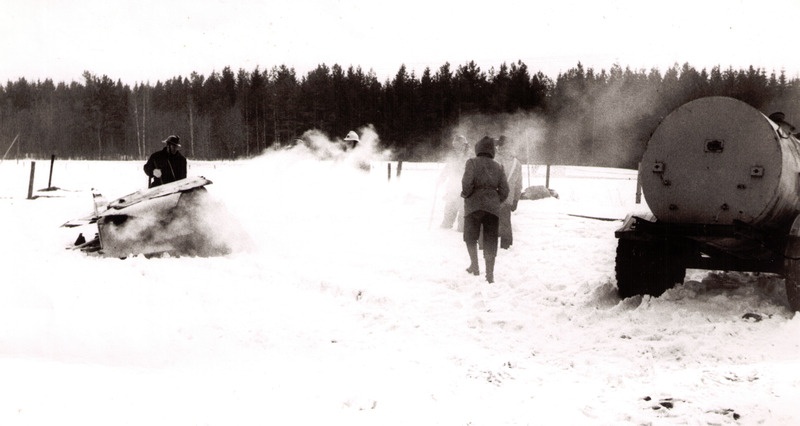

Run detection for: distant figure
[[438, 135, 470, 231], [342, 130, 360, 151], [768, 112, 796, 137], [340, 130, 372, 171], [144, 135, 187, 188], [494, 135, 523, 249], [462, 136, 510, 283]]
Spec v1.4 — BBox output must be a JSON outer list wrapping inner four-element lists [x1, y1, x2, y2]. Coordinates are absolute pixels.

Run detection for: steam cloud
[[285, 124, 391, 168], [444, 77, 664, 169], [101, 189, 254, 258], [448, 111, 547, 163]]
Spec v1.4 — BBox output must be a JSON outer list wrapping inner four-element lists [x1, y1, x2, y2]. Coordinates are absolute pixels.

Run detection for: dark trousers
[[498, 204, 512, 248], [464, 210, 499, 258]]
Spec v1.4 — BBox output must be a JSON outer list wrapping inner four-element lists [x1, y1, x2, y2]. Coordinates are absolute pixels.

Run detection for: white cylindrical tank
[[640, 96, 800, 230]]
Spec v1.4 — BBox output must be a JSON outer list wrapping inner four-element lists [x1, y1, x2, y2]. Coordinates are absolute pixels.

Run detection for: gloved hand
[[153, 169, 162, 178]]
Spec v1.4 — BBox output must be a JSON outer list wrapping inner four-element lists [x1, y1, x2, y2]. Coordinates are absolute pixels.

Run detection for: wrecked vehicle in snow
[[64, 176, 241, 258]]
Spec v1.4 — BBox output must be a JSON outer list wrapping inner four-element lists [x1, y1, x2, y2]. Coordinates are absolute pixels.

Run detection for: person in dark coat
[[461, 136, 510, 283], [143, 135, 187, 187]]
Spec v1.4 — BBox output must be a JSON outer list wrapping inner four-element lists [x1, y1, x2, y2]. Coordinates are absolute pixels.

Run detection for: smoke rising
[[196, 125, 424, 268], [549, 72, 665, 168], [100, 189, 254, 258], [444, 74, 666, 169], [448, 111, 547, 163], [287, 124, 391, 167], [66, 125, 395, 259]]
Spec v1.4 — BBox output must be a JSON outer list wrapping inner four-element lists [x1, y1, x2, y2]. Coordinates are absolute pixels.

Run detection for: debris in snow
[[742, 312, 763, 322], [520, 185, 559, 200], [710, 408, 742, 420]]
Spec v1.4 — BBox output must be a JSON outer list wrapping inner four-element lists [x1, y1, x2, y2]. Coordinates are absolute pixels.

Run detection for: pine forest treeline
[[2, 61, 799, 169]]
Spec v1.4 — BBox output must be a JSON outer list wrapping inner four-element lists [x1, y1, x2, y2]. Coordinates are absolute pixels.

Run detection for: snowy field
[[0, 151, 798, 425]]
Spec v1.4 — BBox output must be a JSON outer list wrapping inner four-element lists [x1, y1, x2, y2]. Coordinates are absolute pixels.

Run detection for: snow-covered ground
[[0, 150, 798, 425]]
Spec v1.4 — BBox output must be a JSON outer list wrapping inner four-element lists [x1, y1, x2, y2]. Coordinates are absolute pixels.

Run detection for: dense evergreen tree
[[0, 60, 797, 168]]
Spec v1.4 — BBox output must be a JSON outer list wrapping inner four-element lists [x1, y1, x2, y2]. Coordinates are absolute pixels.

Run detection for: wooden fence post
[[397, 161, 403, 178], [387, 163, 392, 181], [27, 161, 36, 199], [545, 164, 551, 189], [47, 154, 55, 189]]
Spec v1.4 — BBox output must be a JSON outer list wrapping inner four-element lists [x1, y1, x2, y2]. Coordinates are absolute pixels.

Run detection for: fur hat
[[475, 136, 495, 158], [162, 135, 181, 147]]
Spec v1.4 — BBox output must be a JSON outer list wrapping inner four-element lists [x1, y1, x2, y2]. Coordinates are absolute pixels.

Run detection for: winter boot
[[485, 256, 496, 283], [466, 242, 480, 275]]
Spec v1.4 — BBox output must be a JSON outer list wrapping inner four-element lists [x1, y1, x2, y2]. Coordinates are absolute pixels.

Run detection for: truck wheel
[[783, 245, 800, 312], [786, 272, 800, 312], [615, 239, 684, 299], [783, 236, 800, 312]]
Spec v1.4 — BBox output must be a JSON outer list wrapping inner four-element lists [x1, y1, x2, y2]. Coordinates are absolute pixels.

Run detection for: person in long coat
[[495, 136, 523, 249], [143, 135, 187, 188], [461, 136, 510, 283]]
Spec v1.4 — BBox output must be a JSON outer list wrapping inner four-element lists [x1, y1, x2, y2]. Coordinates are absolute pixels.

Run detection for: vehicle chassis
[[614, 214, 800, 311]]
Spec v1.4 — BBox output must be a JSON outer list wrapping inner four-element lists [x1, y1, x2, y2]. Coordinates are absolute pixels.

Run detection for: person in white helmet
[[342, 130, 360, 151], [340, 130, 372, 171]]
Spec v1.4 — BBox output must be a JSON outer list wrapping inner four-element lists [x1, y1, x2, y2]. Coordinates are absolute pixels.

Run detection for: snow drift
[[0, 151, 797, 425]]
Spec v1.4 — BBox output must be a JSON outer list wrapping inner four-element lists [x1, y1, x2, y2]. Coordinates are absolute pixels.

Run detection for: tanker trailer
[[614, 96, 800, 311]]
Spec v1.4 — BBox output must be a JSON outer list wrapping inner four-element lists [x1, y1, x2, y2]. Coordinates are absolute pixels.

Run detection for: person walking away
[[495, 135, 523, 249], [462, 136, 510, 283], [143, 135, 187, 188], [438, 135, 470, 231]]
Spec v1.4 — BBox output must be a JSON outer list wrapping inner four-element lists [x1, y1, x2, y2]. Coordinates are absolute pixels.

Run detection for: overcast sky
[[3, 0, 800, 85]]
